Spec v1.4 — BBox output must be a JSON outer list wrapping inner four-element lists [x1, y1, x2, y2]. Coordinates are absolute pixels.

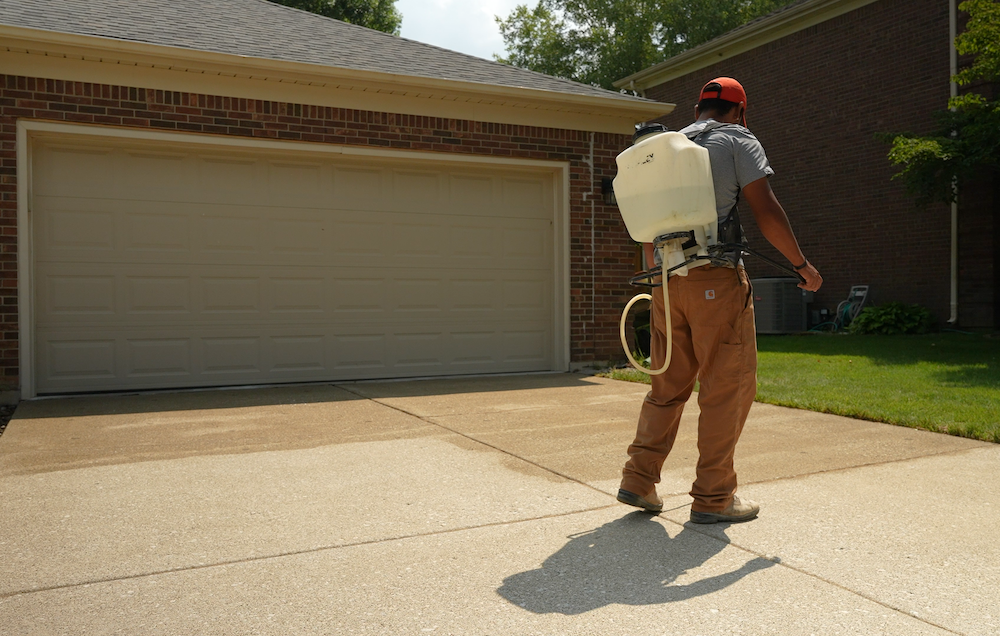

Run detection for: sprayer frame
[[618, 237, 805, 375], [629, 240, 805, 289]]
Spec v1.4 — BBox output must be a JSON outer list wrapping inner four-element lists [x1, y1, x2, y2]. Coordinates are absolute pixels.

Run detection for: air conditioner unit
[[752, 277, 812, 334]]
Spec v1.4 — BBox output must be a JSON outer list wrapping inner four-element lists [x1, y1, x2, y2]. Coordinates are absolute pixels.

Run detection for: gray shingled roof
[[0, 0, 646, 104]]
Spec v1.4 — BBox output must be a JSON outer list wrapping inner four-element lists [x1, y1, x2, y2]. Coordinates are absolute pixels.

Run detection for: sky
[[395, 0, 528, 61]]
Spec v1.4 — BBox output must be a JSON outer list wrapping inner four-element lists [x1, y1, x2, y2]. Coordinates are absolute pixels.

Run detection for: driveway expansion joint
[[334, 383, 616, 500], [0, 504, 619, 601], [333, 384, 973, 634], [743, 445, 992, 488], [668, 517, 964, 635]]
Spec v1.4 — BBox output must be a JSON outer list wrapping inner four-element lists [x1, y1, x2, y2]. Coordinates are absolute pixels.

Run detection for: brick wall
[[644, 0, 994, 328], [0, 74, 637, 388]]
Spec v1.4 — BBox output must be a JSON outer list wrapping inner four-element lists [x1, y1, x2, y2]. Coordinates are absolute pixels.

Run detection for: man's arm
[[741, 176, 823, 292]]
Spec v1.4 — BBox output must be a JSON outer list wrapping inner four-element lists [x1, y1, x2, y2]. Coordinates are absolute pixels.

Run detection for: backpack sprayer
[[614, 124, 804, 374]]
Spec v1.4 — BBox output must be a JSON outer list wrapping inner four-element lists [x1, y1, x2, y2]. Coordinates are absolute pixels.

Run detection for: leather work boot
[[616, 488, 663, 513], [689, 495, 759, 524]]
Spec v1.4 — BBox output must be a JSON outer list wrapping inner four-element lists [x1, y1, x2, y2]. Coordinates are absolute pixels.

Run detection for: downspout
[[582, 133, 596, 342], [948, 0, 959, 324], [589, 133, 596, 333]]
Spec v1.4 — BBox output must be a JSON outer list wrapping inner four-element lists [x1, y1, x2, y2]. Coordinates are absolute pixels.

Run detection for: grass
[[598, 332, 1000, 443]]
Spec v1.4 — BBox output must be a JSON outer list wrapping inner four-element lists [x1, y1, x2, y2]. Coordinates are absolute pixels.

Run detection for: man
[[617, 77, 823, 523]]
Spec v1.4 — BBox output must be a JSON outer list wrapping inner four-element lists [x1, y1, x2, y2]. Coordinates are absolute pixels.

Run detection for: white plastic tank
[[614, 127, 721, 375], [613, 130, 717, 243]]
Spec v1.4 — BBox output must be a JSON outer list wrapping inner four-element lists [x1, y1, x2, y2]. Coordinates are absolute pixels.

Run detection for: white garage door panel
[[34, 263, 550, 324], [32, 136, 558, 394], [36, 322, 550, 392], [35, 144, 554, 216], [33, 199, 552, 269]]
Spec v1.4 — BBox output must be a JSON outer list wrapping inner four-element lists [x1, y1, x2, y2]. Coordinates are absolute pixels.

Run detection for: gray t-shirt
[[677, 119, 774, 223]]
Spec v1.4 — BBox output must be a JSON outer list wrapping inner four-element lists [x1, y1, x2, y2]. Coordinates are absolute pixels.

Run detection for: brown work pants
[[621, 265, 757, 513]]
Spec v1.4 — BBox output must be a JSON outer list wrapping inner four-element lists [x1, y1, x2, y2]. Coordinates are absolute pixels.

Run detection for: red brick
[[0, 72, 636, 374]]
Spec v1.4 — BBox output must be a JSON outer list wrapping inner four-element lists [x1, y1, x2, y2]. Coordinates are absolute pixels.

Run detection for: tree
[[495, 0, 788, 90], [266, 0, 402, 35], [885, 0, 1000, 205]]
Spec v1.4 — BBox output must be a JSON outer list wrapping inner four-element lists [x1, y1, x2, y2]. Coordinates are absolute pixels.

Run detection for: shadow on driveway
[[497, 511, 775, 615]]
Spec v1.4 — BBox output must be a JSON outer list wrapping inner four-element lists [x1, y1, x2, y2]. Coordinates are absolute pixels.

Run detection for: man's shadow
[[496, 511, 775, 615]]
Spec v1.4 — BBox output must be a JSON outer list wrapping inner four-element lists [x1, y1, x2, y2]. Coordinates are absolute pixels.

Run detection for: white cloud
[[396, 0, 528, 61]]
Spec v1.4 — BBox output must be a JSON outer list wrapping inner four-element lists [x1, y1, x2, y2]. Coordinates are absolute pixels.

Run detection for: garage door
[[30, 134, 559, 394]]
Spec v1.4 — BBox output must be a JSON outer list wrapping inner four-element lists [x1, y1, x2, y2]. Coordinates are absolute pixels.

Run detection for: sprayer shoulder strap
[[683, 123, 744, 246], [682, 121, 739, 142]]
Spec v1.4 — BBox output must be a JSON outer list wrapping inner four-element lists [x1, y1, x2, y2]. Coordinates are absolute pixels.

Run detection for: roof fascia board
[[614, 0, 880, 90], [0, 48, 655, 134], [0, 24, 673, 127]]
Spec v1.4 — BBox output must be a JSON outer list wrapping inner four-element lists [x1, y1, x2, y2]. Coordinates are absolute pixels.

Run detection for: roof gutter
[[0, 23, 673, 122], [613, 0, 881, 91]]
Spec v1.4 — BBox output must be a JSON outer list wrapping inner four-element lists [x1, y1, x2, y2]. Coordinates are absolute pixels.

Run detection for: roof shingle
[[0, 0, 645, 104]]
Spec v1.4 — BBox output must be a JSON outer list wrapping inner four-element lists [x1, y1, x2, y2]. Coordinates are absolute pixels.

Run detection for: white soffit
[[0, 25, 674, 134]]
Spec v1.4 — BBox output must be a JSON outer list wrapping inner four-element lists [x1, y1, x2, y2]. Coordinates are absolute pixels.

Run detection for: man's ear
[[694, 104, 701, 119]]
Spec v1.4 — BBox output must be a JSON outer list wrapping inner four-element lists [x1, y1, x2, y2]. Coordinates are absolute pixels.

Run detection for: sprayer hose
[[619, 288, 671, 376]]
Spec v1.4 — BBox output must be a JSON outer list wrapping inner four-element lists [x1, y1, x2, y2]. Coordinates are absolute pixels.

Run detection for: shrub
[[848, 302, 933, 335]]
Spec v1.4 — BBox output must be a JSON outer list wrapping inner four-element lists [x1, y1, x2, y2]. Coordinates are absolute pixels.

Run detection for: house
[[0, 0, 670, 398], [616, 0, 996, 331]]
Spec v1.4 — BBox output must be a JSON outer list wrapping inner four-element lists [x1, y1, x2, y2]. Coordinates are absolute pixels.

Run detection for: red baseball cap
[[699, 77, 747, 127]]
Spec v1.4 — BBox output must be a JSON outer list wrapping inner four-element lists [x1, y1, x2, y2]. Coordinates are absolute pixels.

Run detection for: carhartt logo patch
[[705, 290, 716, 300]]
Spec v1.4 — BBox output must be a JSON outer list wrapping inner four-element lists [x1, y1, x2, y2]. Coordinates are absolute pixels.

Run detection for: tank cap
[[632, 123, 668, 145]]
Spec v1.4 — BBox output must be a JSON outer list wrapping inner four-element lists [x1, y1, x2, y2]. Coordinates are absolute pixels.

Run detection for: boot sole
[[689, 509, 758, 524], [616, 489, 662, 513]]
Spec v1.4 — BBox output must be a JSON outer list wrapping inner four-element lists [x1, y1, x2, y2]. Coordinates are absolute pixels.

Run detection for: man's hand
[[797, 261, 822, 292]]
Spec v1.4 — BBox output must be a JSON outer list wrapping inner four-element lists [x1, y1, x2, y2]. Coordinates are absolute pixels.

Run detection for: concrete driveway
[[0, 373, 996, 635]]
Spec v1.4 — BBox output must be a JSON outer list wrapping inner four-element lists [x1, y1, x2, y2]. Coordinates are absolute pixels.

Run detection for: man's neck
[[699, 113, 741, 124]]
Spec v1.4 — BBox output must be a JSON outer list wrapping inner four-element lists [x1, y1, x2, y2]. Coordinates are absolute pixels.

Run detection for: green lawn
[[599, 332, 1000, 443]]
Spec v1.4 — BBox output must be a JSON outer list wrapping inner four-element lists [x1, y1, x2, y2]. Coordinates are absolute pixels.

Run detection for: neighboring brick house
[[616, 0, 996, 330], [0, 0, 671, 397]]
